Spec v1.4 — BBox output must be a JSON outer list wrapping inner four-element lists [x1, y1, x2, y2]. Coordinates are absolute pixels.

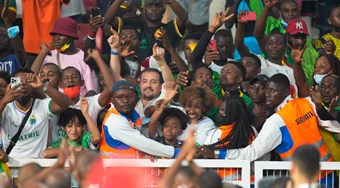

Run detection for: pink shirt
[[43, 49, 98, 96]]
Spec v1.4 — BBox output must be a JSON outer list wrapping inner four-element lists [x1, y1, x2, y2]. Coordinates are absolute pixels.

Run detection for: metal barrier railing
[[254, 161, 340, 188], [8, 159, 251, 188]]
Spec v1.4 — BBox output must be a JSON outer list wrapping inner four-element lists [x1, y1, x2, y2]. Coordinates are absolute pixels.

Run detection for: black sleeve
[[83, 38, 97, 70], [316, 106, 335, 121], [189, 30, 214, 70]]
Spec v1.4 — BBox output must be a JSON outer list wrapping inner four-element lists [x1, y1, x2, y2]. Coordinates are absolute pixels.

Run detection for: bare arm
[[149, 83, 179, 138], [80, 97, 101, 145], [42, 148, 59, 158], [1, 1, 26, 66], [235, 11, 251, 56], [152, 43, 175, 82], [253, 0, 279, 52], [291, 45, 309, 98], [166, 0, 188, 30], [158, 130, 196, 188], [157, 28, 188, 72], [26, 74, 72, 114], [31, 44, 50, 74]]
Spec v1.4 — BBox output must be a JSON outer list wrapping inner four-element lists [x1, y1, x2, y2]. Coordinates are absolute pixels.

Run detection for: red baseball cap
[[50, 18, 79, 39], [286, 18, 308, 35]]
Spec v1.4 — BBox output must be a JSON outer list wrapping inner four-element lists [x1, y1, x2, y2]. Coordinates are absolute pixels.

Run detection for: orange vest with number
[[276, 98, 333, 162], [99, 108, 143, 158]]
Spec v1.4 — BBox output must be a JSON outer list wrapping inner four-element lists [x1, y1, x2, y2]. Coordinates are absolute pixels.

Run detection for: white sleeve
[[224, 114, 283, 161], [305, 97, 340, 133], [204, 128, 221, 145], [40, 98, 54, 116], [104, 113, 175, 158]]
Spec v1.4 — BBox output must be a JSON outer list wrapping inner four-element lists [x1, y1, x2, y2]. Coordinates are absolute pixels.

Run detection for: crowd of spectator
[[0, 0, 339, 187]]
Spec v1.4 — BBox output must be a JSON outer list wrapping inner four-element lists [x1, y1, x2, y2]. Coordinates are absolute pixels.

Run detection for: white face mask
[[313, 71, 332, 85]]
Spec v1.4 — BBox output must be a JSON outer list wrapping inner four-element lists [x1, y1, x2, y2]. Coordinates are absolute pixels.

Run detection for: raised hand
[[264, 0, 279, 9], [328, 96, 339, 118], [80, 97, 89, 115], [86, 48, 101, 61], [163, 81, 179, 102], [310, 85, 322, 110], [237, 10, 250, 24], [323, 40, 336, 55], [2, 84, 22, 104], [120, 39, 135, 57], [289, 42, 307, 64], [107, 28, 120, 51], [1, 0, 8, 21], [155, 28, 173, 51], [56, 139, 69, 168], [152, 43, 165, 62], [26, 73, 43, 89], [176, 71, 190, 87], [40, 43, 51, 55], [204, 48, 220, 66], [89, 15, 105, 34], [209, 7, 234, 32]]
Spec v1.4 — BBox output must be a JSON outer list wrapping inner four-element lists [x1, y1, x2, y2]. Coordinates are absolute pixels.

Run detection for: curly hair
[[179, 86, 217, 115]]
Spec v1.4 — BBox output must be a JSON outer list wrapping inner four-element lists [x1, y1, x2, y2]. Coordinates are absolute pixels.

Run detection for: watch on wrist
[[42, 82, 49, 92]]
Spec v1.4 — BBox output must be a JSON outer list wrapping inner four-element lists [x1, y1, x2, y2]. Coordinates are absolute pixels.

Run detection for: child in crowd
[[147, 82, 187, 148], [178, 86, 217, 145], [42, 98, 100, 158]]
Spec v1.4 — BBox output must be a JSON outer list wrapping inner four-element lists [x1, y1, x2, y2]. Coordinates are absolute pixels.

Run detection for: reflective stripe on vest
[[99, 108, 143, 158], [276, 98, 333, 162]]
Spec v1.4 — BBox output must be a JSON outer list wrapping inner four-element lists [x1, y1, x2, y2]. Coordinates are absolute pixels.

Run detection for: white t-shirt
[[258, 55, 297, 95], [178, 117, 216, 145], [209, 58, 235, 74], [1, 99, 53, 159], [69, 94, 103, 124]]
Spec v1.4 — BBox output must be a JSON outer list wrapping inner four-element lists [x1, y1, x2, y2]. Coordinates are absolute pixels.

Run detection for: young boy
[[42, 97, 101, 158], [155, 108, 187, 148]]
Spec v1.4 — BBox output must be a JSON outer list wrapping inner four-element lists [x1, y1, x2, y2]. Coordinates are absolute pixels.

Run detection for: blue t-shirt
[[0, 54, 21, 75]]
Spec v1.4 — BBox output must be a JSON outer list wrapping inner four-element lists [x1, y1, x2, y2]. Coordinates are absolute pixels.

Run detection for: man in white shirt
[[0, 68, 71, 178]]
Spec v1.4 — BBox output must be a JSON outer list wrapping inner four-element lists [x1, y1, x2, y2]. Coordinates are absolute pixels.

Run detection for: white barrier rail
[[8, 159, 251, 188], [254, 161, 340, 188]]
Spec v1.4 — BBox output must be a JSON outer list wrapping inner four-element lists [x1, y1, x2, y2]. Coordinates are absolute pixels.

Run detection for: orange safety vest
[[216, 125, 255, 182], [276, 98, 333, 162], [99, 108, 143, 158]]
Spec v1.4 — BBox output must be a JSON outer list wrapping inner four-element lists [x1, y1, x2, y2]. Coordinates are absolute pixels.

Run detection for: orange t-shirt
[[22, 0, 65, 54]]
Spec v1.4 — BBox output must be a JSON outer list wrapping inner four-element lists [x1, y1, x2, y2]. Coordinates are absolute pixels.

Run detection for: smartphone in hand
[[10, 77, 21, 88], [91, 7, 101, 17], [240, 11, 256, 22], [208, 40, 217, 51]]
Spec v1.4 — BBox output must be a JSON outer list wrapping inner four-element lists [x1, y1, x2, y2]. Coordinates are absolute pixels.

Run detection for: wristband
[[42, 82, 49, 92], [157, 59, 166, 66], [111, 50, 120, 55], [87, 35, 95, 40]]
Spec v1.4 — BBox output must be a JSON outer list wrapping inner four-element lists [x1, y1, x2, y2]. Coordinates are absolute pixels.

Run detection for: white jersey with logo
[[1, 98, 53, 159]]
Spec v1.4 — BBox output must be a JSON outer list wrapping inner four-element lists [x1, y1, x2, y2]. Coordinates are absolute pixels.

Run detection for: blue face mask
[[7, 26, 20, 38]]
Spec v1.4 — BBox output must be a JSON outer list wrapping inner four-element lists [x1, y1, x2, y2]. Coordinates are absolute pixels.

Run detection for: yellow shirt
[[315, 33, 340, 60]]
